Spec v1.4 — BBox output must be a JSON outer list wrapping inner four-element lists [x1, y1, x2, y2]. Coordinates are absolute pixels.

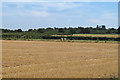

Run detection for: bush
[[7, 38, 11, 40], [13, 38, 17, 40], [95, 38, 99, 43]]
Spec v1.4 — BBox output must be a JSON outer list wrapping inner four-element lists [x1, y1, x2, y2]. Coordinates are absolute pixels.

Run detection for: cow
[[60, 38, 66, 42], [60, 38, 64, 42], [64, 38, 66, 41]]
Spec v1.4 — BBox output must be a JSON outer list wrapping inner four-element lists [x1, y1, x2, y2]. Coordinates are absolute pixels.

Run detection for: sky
[[2, 2, 118, 30]]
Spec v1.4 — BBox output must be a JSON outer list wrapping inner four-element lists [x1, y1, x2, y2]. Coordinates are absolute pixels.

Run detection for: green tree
[[28, 29, 33, 32], [16, 29, 22, 32], [102, 25, 106, 30], [58, 28, 64, 33], [69, 29, 76, 34], [37, 28, 44, 33]]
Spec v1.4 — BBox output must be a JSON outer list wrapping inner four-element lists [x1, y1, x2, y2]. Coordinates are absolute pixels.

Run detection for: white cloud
[[19, 10, 50, 17], [16, 5, 24, 8], [67, 19, 72, 22], [29, 3, 75, 11], [88, 12, 117, 27], [4, 2, 88, 12], [3, 2, 84, 11], [2, 13, 13, 16], [2, 0, 119, 2], [0, 13, 2, 16], [101, 12, 117, 20], [89, 19, 101, 23], [2, 2, 118, 29], [31, 11, 49, 17], [34, 2, 88, 11]]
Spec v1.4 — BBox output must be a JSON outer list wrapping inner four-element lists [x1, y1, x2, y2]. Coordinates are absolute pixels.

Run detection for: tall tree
[[102, 25, 106, 30]]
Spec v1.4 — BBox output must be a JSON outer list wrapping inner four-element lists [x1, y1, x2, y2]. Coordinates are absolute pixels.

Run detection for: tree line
[[1, 25, 120, 35]]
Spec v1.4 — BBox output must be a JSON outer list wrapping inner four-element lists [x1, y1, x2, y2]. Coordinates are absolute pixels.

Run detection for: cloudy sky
[[2, 2, 118, 30]]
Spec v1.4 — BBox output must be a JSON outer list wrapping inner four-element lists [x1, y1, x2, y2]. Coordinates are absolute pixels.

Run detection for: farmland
[[73, 34, 119, 38], [53, 34, 119, 38], [2, 40, 118, 78]]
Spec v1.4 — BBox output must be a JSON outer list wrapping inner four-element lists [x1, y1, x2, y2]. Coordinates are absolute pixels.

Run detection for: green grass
[[73, 34, 118, 37], [53, 34, 119, 38], [2, 38, 118, 43], [73, 34, 118, 35]]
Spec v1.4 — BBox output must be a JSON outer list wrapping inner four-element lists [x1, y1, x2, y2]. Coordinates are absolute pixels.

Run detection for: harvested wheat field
[[2, 40, 118, 78]]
